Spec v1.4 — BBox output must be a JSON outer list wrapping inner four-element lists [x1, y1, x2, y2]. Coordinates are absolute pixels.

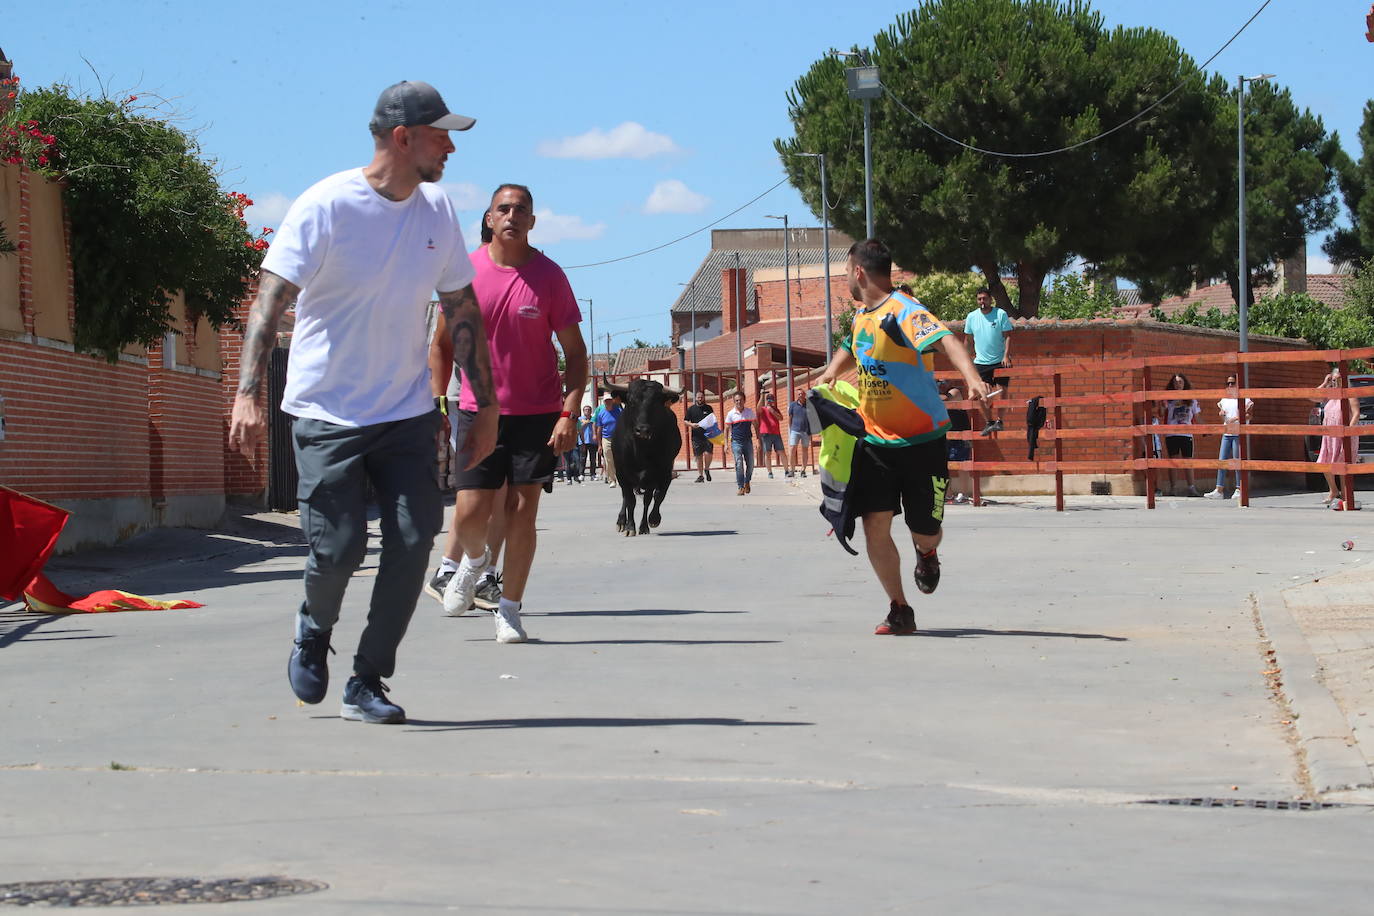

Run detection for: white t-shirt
[[1217, 397, 1254, 425], [263, 169, 475, 427], [1164, 399, 1200, 439]]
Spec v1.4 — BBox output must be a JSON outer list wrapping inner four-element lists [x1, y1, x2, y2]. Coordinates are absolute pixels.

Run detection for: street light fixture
[[837, 51, 880, 239], [764, 214, 793, 391], [1236, 72, 1274, 383], [795, 151, 833, 363], [577, 297, 594, 382]]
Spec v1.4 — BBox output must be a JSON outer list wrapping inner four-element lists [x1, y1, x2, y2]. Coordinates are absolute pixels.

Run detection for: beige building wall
[[27, 176, 70, 342], [0, 165, 21, 333]]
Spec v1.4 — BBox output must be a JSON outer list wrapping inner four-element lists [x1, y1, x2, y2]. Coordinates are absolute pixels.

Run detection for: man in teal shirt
[[964, 287, 1014, 433]]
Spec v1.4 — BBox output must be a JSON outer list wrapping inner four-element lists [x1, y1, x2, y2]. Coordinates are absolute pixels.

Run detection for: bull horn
[[662, 385, 685, 399], [601, 377, 629, 396]]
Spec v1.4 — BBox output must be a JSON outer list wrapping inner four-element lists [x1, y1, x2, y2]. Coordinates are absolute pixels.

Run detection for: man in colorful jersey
[[429, 183, 586, 643], [817, 239, 990, 635]]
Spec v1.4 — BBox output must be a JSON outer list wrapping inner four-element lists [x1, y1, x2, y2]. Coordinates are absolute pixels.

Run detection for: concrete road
[[2, 480, 1372, 913]]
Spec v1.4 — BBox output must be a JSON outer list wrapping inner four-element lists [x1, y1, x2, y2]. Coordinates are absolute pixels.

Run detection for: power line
[[883, 0, 1272, 159], [564, 178, 790, 270]]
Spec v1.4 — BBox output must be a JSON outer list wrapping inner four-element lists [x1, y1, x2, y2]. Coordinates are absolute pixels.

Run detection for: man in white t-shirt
[[427, 183, 586, 643], [228, 80, 498, 725]]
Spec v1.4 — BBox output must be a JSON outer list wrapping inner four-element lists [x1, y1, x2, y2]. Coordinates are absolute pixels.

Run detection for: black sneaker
[[705, 469, 711, 481], [341, 675, 406, 724], [874, 601, 917, 635], [980, 417, 1003, 436], [288, 613, 334, 704], [913, 549, 941, 595], [424, 567, 455, 605], [472, 572, 503, 611]]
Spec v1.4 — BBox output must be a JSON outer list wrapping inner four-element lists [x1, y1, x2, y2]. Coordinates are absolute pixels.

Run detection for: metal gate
[[266, 347, 298, 511]]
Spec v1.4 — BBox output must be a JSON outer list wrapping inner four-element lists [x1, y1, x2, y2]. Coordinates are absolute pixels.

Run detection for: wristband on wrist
[[559, 410, 572, 419], [434, 396, 448, 416]]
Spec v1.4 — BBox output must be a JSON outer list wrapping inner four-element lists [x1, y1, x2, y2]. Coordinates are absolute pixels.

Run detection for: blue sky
[[6, 1, 1369, 344]]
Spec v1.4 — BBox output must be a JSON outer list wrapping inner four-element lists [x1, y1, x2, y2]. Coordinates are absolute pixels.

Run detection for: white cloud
[[442, 182, 487, 211], [529, 208, 606, 245], [243, 192, 293, 229], [644, 179, 710, 215], [537, 122, 679, 160], [1308, 250, 1337, 274]]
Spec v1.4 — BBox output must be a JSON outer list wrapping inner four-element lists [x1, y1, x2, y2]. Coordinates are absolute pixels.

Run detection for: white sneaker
[[442, 548, 489, 617], [1229, 489, 1241, 499], [1202, 488, 1224, 499], [494, 601, 527, 643]]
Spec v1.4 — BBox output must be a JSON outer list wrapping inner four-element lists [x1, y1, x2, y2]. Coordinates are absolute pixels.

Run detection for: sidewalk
[[3, 480, 1373, 913]]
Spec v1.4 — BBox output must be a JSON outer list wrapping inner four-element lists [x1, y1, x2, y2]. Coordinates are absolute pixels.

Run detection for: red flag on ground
[[0, 486, 69, 601], [22, 572, 203, 614]]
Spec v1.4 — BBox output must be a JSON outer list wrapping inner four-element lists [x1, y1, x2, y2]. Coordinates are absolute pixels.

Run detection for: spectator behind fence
[[1159, 372, 1201, 497], [787, 388, 812, 478], [1204, 373, 1253, 500], [942, 382, 973, 504], [757, 391, 788, 479], [1316, 366, 1362, 507]]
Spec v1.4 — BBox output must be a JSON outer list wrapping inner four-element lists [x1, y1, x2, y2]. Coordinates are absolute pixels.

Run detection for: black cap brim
[[431, 112, 476, 131]]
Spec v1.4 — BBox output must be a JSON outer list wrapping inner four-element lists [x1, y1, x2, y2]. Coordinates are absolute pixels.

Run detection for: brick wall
[[220, 288, 267, 498]]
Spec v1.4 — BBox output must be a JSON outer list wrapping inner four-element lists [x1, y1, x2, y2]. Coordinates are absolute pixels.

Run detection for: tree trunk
[[976, 259, 1016, 315], [1016, 261, 1047, 318]]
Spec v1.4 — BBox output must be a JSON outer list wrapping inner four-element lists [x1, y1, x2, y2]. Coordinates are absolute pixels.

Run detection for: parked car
[[1304, 374, 1374, 468]]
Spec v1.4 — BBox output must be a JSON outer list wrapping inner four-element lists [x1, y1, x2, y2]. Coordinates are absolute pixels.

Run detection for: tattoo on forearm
[[237, 271, 299, 399], [440, 285, 496, 409]]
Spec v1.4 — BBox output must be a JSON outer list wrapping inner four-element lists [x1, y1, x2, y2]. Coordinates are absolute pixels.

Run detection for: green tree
[[1039, 272, 1121, 319], [1155, 276, 1374, 353], [1323, 101, 1374, 268], [7, 84, 265, 361], [777, 0, 1229, 317], [1169, 78, 1338, 309]]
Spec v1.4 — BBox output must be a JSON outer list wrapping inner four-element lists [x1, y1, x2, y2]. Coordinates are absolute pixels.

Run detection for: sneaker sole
[[340, 703, 405, 724], [874, 625, 918, 635], [423, 581, 447, 603], [473, 593, 501, 611]]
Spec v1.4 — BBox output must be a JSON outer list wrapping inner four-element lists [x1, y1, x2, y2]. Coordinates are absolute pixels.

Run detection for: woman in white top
[[1203, 373, 1254, 499], [1159, 373, 1201, 497]]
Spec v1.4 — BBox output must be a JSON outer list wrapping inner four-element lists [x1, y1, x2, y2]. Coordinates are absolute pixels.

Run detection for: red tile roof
[[1115, 274, 1352, 319]]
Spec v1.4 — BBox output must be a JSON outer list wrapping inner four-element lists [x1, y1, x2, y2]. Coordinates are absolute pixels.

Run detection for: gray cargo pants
[[292, 411, 443, 679]]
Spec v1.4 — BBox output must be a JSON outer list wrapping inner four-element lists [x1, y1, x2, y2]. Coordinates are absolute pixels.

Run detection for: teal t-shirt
[[964, 307, 1013, 365]]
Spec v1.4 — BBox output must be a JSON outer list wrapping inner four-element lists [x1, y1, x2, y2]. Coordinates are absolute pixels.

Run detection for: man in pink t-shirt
[[427, 184, 587, 643]]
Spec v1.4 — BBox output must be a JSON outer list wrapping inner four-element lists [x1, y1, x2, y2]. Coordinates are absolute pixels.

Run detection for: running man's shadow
[[400, 715, 812, 732], [917, 627, 1126, 641]]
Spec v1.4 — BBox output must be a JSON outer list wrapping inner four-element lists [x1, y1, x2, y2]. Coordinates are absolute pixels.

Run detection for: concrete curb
[[1254, 588, 1374, 794]]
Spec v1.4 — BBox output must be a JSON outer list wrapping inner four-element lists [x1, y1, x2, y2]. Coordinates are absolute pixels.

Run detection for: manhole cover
[[1137, 797, 1346, 811], [0, 876, 326, 907]]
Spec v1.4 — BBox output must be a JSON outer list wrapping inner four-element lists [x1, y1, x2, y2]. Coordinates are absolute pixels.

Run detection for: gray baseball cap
[[370, 81, 475, 132]]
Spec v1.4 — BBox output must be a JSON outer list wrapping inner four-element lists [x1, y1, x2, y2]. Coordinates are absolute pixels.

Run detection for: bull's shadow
[[655, 530, 738, 537], [539, 608, 746, 618], [397, 715, 813, 731]]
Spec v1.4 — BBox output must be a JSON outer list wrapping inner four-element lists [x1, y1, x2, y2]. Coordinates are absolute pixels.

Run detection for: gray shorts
[[788, 429, 810, 448]]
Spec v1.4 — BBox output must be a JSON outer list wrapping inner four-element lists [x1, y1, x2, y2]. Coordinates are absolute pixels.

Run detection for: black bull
[[606, 378, 683, 536]]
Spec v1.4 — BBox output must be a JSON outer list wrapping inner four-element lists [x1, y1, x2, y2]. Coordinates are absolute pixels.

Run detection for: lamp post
[[1236, 72, 1274, 385], [844, 59, 881, 239], [795, 151, 833, 362], [678, 281, 696, 391], [764, 214, 793, 391], [604, 328, 640, 380], [734, 252, 744, 375], [577, 297, 594, 382]]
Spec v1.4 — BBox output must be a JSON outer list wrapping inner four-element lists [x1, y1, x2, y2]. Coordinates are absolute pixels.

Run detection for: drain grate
[[0, 876, 326, 907], [1137, 797, 1346, 811]]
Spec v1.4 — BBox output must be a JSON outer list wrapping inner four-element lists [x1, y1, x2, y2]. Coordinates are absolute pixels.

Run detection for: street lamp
[[764, 214, 793, 391], [604, 328, 640, 379], [795, 152, 833, 363], [841, 54, 881, 239], [678, 281, 696, 390], [577, 297, 594, 382], [1236, 72, 1274, 383]]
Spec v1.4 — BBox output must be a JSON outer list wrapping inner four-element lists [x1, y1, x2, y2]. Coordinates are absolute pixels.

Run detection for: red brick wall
[[0, 339, 151, 502], [755, 273, 851, 322], [147, 340, 225, 500]]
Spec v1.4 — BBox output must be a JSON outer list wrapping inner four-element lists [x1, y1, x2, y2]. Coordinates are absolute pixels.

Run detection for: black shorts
[[976, 363, 1008, 390], [691, 436, 713, 456], [453, 410, 558, 490], [1164, 436, 1193, 458], [849, 437, 948, 536]]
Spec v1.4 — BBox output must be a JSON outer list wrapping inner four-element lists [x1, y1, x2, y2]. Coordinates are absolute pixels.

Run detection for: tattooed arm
[[438, 284, 499, 469], [228, 270, 300, 460]]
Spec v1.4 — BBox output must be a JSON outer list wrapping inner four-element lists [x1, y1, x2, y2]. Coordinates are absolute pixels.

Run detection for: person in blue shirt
[[964, 287, 1014, 434], [595, 391, 623, 486], [576, 404, 597, 481]]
